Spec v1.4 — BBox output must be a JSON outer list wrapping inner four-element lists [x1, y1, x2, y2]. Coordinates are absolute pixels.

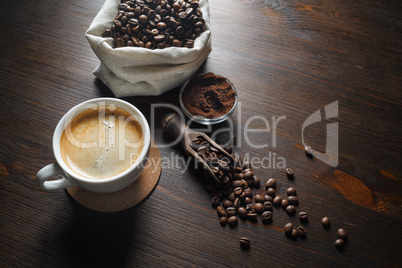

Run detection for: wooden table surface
[[1, 0, 401, 267]]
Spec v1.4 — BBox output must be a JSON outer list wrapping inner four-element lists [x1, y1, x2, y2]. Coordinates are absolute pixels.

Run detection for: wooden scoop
[[162, 113, 236, 183]]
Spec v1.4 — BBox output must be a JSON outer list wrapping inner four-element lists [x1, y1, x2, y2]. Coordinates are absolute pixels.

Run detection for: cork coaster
[[66, 139, 161, 212]]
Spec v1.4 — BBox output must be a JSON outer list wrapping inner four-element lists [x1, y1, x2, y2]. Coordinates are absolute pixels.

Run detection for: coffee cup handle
[[36, 163, 78, 190]]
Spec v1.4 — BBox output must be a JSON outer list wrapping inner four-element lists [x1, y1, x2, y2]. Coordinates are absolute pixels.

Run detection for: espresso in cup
[[60, 105, 144, 180]]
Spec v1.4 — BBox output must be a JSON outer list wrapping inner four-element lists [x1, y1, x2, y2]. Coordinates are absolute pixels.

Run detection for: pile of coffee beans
[[190, 136, 274, 228], [190, 135, 349, 251], [102, 0, 205, 49]]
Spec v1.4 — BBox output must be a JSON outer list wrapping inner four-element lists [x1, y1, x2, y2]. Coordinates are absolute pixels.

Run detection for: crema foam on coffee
[[60, 106, 144, 179]]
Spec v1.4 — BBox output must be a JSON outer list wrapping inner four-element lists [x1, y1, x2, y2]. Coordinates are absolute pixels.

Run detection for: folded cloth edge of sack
[[94, 36, 212, 97], [96, 34, 212, 85]]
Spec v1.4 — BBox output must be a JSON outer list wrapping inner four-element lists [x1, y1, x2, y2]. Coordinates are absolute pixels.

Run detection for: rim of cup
[[52, 98, 150, 184]]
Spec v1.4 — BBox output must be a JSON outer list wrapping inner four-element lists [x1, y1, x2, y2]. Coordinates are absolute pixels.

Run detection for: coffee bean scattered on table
[[243, 169, 254, 180], [266, 187, 276, 197], [291, 228, 299, 240], [232, 180, 242, 188], [281, 198, 289, 209], [288, 195, 299, 206], [286, 205, 296, 216], [286, 187, 297, 196], [226, 207, 237, 217], [321, 217, 331, 229], [335, 238, 345, 250], [254, 194, 264, 204], [243, 187, 253, 197], [242, 161, 251, 170], [337, 228, 348, 241], [265, 178, 276, 189], [261, 211, 273, 224], [247, 213, 258, 222], [222, 200, 232, 209], [254, 203, 264, 215], [263, 201, 273, 211], [286, 168, 294, 179], [211, 196, 220, 207], [103, 0, 206, 49], [296, 226, 307, 239], [217, 206, 226, 217], [220, 216, 227, 227], [273, 196, 282, 207], [264, 195, 273, 203], [225, 192, 233, 202], [239, 237, 251, 250], [252, 176, 261, 188], [246, 203, 254, 213], [284, 223, 293, 237], [233, 197, 241, 209], [233, 187, 243, 196], [228, 216, 238, 227], [244, 197, 252, 205], [299, 211, 308, 223], [238, 207, 247, 219]]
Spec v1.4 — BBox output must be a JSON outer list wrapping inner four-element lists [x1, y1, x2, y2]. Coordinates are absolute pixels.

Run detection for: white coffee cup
[[36, 98, 150, 193]]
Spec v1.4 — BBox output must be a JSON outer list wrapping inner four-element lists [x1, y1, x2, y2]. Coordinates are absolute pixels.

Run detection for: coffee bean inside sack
[[102, 0, 206, 49]]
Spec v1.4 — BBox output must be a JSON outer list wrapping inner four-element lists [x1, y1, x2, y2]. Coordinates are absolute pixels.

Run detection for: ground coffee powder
[[181, 73, 237, 119]]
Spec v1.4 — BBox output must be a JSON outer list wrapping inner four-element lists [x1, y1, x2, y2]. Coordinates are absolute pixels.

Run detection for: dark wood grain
[[1, 0, 401, 267]]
